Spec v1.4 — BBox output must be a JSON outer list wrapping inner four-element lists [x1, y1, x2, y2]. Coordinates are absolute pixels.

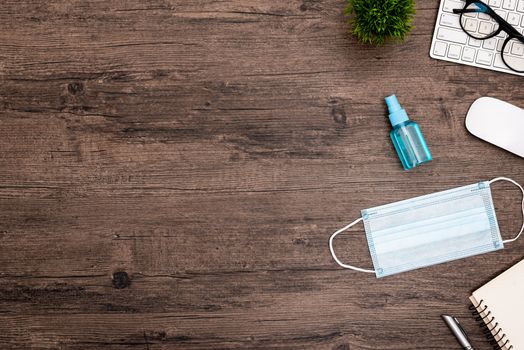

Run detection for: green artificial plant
[[345, 0, 416, 46]]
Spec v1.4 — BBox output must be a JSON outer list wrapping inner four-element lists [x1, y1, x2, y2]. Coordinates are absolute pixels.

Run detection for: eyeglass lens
[[460, 2, 500, 39], [503, 38, 524, 72]]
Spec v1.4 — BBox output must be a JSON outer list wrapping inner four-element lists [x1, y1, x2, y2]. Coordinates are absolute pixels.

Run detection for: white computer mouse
[[465, 97, 524, 158]]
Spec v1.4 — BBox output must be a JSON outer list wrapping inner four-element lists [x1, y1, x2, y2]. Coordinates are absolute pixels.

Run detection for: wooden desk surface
[[1, 1, 523, 349]]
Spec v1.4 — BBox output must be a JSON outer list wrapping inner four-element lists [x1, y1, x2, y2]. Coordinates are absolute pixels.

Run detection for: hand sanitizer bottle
[[385, 95, 432, 170]]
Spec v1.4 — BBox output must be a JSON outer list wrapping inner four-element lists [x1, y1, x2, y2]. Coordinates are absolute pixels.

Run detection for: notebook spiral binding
[[470, 299, 513, 350]]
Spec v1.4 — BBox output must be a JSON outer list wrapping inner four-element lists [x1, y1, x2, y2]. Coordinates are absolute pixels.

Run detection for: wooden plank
[[0, 0, 523, 349]]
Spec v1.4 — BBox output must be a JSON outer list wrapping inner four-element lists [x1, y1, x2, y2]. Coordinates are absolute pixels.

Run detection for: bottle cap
[[385, 95, 409, 127]]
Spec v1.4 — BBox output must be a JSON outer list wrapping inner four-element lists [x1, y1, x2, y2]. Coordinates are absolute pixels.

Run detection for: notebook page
[[470, 259, 524, 350]]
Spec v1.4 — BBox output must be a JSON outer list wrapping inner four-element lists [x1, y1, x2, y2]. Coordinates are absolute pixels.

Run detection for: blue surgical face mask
[[329, 177, 524, 278]]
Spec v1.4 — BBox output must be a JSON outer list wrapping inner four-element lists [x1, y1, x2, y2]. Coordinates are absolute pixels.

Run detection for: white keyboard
[[430, 0, 524, 76]]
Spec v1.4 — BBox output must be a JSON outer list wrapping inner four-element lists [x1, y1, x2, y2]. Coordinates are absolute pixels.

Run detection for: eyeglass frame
[[453, 0, 524, 73]]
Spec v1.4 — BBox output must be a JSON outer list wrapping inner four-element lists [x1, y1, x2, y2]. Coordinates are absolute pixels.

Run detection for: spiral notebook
[[469, 259, 524, 350]]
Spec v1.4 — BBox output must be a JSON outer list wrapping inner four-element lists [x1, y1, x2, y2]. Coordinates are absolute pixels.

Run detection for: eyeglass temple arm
[[453, 7, 494, 14], [498, 19, 522, 37]]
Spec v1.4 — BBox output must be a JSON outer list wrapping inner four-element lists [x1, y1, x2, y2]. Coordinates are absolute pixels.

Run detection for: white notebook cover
[[470, 259, 524, 350]]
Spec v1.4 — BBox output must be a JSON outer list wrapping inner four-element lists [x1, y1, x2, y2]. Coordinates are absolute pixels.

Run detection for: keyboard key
[[479, 21, 494, 35], [518, 0, 524, 12], [508, 12, 521, 25], [511, 41, 524, 55], [440, 13, 461, 28], [437, 27, 468, 44], [462, 47, 476, 61], [494, 9, 507, 20], [433, 41, 448, 56], [483, 37, 498, 50], [503, 53, 524, 67], [504, 41, 511, 53], [490, 0, 503, 7], [478, 12, 491, 20], [503, 0, 517, 10], [522, 14, 524, 25], [494, 54, 510, 68], [498, 38, 506, 50], [469, 37, 482, 47], [443, 0, 465, 12], [464, 18, 479, 32], [476, 50, 494, 65], [448, 44, 462, 59]]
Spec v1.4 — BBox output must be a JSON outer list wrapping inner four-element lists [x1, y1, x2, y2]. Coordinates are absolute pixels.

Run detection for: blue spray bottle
[[385, 95, 432, 170]]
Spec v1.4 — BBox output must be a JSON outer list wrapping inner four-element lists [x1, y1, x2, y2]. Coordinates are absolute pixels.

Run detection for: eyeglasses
[[453, 0, 524, 73]]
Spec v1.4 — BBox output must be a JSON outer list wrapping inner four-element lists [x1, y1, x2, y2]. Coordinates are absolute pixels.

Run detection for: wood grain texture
[[0, 0, 523, 349]]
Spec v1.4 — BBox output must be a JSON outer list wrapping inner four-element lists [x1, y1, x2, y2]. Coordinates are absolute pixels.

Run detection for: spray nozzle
[[385, 94, 409, 127]]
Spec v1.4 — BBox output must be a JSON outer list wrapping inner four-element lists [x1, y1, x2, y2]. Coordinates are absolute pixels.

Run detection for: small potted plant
[[345, 0, 416, 45]]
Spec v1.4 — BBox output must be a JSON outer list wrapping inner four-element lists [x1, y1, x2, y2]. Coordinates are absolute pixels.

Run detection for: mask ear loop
[[329, 217, 375, 273], [488, 177, 524, 244]]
